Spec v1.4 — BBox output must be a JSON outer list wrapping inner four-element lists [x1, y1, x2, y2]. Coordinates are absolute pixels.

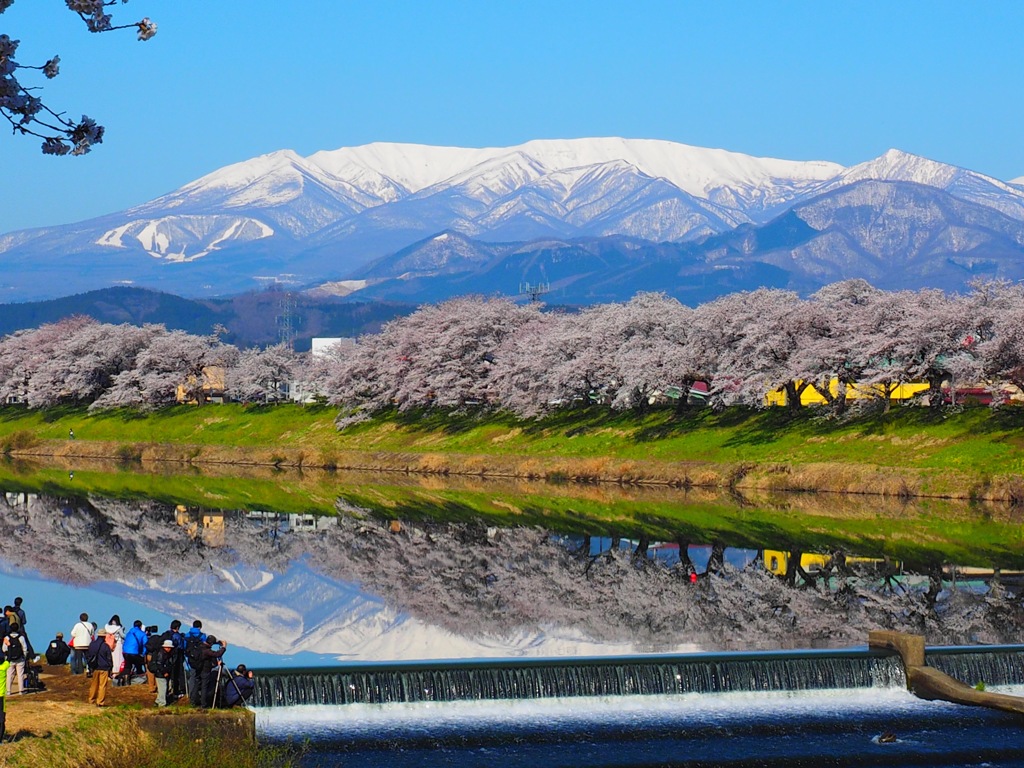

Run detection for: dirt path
[[2, 664, 177, 743]]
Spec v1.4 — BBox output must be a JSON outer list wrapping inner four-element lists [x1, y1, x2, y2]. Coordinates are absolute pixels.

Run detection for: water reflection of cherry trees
[[2, 491, 1022, 651]]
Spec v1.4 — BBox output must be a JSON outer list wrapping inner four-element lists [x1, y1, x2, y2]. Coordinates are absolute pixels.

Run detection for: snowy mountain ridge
[[3, 138, 1024, 302]]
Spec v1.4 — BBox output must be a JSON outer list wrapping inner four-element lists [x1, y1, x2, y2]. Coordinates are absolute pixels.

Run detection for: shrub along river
[[2, 461, 1024, 765]]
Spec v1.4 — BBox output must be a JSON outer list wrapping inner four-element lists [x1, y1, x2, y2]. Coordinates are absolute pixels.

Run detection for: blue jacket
[[123, 625, 148, 656], [184, 626, 207, 645]]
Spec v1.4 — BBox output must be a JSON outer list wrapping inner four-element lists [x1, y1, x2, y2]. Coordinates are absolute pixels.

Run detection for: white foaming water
[[256, 687, 932, 738]]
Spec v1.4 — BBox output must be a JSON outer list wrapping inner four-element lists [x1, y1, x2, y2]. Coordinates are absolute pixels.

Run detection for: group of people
[[46, 612, 254, 709], [0, 597, 38, 742]]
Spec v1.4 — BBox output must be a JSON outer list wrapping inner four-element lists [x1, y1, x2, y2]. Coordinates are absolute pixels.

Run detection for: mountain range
[[4, 138, 1024, 305]]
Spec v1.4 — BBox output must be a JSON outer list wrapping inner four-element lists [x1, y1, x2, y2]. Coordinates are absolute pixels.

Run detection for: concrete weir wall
[[136, 708, 256, 745], [868, 630, 1024, 715]]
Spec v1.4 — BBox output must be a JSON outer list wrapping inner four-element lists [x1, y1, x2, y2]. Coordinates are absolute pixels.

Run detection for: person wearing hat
[[45, 631, 71, 666], [86, 628, 113, 706], [148, 639, 175, 707]]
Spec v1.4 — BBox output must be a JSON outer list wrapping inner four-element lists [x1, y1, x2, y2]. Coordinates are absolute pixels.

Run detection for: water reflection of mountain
[[2, 491, 1023, 660]]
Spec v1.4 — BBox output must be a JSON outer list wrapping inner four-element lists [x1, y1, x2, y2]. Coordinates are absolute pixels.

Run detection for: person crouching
[[221, 664, 254, 708], [45, 632, 71, 666]]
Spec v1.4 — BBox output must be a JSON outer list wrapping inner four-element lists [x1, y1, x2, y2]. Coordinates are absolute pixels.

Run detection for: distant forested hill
[[0, 287, 413, 349]]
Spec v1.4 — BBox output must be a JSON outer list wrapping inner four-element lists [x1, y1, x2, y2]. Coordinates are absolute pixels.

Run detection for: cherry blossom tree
[[0, 316, 93, 404], [853, 289, 980, 410], [330, 297, 541, 414], [91, 328, 238, 409], [601, 293, 694, 411], [489, 310, 568, 417], [702, 289, 816, 409], [969, 281, 1024, 396], [1, 1, 156, 155], [801, 280, 883, 413], [227, 343, 298, 404], [2, 281, 1022, 416], [26, 319, 160, 407]]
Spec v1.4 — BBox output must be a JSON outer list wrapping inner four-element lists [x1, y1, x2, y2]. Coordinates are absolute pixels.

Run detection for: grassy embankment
[[0, 667, 297, 768], [5, 709, 296, 768], [1, 402, 1022, 499], [1, 404, 1023, 567]]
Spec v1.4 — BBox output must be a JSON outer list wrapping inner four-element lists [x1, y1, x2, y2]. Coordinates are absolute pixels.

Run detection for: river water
[[2, 482, 1024, 764], [258, 688, 1024, 767]]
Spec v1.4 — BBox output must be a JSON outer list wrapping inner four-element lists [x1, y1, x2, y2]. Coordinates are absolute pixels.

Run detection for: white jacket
[[70, 620, 94, 649]]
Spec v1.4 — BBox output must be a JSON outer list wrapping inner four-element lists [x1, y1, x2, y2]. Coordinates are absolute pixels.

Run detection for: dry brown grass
[[10, 439, 1018, 503]]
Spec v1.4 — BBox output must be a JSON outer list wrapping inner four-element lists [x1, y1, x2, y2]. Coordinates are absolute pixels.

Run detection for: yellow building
[[175, 366, 227, 404], [764, 378, 930, 407]]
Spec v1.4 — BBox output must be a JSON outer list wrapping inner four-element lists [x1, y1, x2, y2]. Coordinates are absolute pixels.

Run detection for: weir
[[926, 646, 1024, 688], [251, 649, 906, 708]]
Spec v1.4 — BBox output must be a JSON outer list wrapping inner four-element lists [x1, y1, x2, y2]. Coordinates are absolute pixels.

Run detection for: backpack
[[147, 649, 172, 677], [146, 633, 163, 655], [5, 632, 24, 662], [23, 664, 43, 692], [185, 636, 205, 669], [85, 641, 100, 668]]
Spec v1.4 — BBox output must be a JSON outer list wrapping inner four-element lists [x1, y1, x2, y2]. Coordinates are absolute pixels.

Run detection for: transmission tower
[[276, 289, 297, 349], [519, 281, 551, 303]]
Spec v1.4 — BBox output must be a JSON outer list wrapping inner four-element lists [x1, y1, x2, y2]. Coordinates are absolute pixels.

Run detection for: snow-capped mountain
[[3, 138, 1024, 302], [809, 149, 1024, 222]]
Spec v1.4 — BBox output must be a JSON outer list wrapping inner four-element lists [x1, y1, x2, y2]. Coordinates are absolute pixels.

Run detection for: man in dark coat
[[45, 632, 71, 666], [148, 639, 175, 707], [86, 628, 113, 706], [197, 635, 227, 709]]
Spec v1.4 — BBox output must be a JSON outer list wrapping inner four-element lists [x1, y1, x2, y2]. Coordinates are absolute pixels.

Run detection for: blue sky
[[3, 1, 1023, 232]]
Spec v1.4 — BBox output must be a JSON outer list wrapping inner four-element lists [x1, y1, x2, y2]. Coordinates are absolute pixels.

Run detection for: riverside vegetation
[[2, 403, 1024, 764], [1, 402, 1023, 500], [0, 668, 300, 768]]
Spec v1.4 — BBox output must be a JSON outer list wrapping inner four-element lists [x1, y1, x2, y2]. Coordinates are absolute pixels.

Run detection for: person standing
[[86, 629, 113, 706], [0, 651, 9, 741], [69, 613, 93, 675], [164, 622, 187, 700], [104, 616, 126, 684], [11, 598, 32, 660], [149, 639, 174, 707], [2, 628, 27, 695], [184, 620, 207, 706], [45, 632, 71, 666], [198, 635, 226, 709], [121, 620, 147, 682]]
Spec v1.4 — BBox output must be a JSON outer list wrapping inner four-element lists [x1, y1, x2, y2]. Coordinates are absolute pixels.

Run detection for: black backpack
[[147, 649, 172, 677], [145, 633, 163, 655], [5, 632, 24, 662], [185, 636, 205, 669]]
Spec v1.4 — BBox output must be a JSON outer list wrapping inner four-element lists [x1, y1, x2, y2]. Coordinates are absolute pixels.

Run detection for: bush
[[1, 430, 38, 455]]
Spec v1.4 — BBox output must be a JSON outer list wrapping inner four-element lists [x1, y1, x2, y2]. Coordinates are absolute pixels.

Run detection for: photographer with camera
[[122, 620, 149, 682], [221, 664, 254, 707], [197, 635, 227, 709]]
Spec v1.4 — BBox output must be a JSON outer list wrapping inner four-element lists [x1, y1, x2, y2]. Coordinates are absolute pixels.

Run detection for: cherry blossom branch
[[0, 0, 155, 155]]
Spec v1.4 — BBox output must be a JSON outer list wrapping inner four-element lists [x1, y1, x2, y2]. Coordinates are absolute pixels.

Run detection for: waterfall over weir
[[927, 645, 1024, 688], [251, 649, 906, 708]]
